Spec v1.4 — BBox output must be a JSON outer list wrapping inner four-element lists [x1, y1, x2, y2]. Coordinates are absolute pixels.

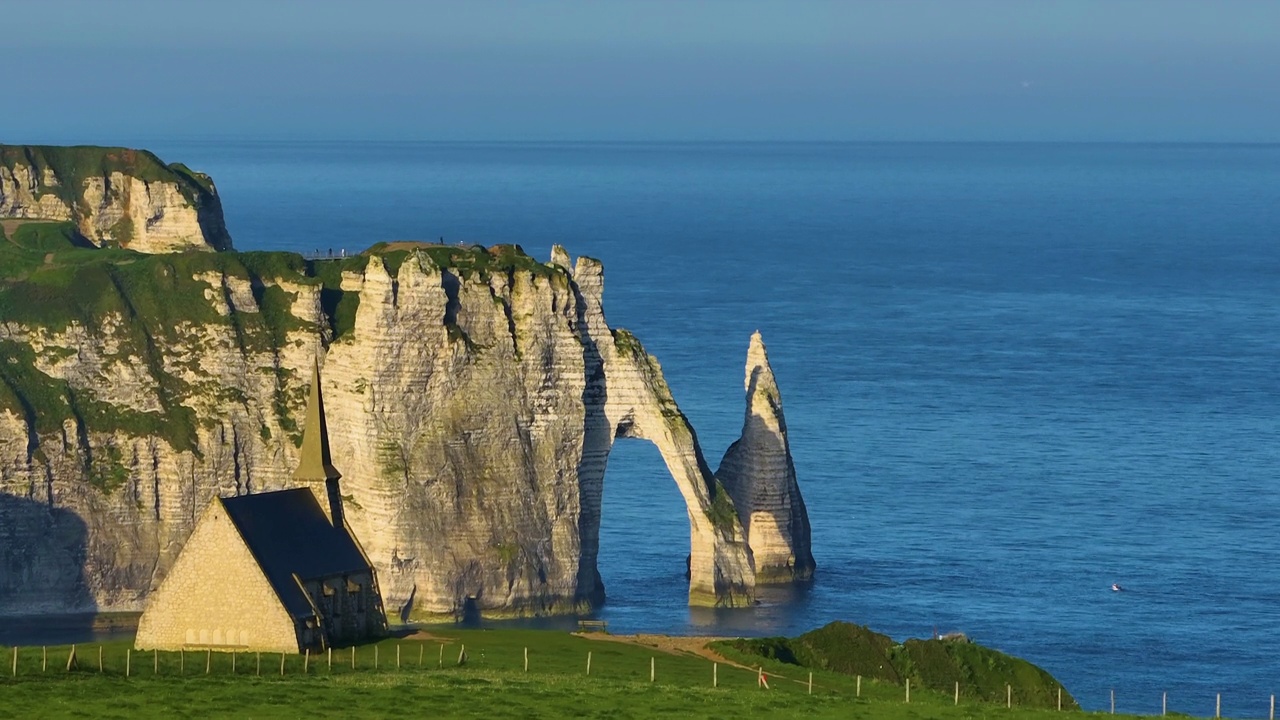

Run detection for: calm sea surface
[[144, 141, 1280, 716]]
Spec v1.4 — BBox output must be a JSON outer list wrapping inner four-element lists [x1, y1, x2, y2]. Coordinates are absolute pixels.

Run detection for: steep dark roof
[[219, 488, 370, 619]]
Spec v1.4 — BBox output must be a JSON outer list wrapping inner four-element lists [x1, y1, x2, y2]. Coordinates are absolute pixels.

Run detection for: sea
[[100, 141, 1280, 715]]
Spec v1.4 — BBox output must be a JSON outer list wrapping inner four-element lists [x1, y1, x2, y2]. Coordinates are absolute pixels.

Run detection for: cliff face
[[0, 146, 232, 252], [0, 240, 790, 618]]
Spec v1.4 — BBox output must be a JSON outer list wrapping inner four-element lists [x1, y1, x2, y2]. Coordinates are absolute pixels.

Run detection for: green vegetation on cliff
[[366, 241, 561, 281], [0, 237, 572, 466], [0, 144, 232, 250], [0, 145, 217, 210], [714, 621, 1078, 710], [0, 226, 313, 455]]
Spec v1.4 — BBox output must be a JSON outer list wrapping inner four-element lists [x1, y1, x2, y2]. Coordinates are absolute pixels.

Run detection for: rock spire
[[717, 331, 815, 582]]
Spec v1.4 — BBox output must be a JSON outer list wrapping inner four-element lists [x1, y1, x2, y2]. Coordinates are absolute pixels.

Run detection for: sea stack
[[717, 331, 816, 582]]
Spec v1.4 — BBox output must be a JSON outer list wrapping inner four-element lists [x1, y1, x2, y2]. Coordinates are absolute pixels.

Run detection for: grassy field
[[0, 629, 1161, 719]]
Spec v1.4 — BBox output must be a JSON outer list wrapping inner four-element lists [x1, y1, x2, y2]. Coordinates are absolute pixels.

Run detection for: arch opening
[[595, 439, 692, 618]]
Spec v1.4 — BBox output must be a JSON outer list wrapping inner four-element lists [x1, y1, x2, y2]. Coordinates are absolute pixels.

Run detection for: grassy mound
[[716, 621, 1077, 710]]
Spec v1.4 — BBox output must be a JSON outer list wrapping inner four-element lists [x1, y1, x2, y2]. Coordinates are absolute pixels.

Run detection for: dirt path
[[575, 633, 816, 689], [399, 629, 459, 644]]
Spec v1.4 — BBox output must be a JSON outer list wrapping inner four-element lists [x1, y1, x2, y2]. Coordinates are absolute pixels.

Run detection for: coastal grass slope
[[0, 629, 1151, 719]]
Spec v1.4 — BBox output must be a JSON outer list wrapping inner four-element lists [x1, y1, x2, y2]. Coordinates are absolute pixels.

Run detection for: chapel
[[134, 363, 387, 653]]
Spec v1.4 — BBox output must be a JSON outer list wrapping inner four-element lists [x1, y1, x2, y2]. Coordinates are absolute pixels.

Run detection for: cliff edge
[[0, 145, 232, 252]]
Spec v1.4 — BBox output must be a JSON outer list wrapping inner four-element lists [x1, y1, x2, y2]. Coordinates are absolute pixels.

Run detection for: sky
[[3, 0, 1278, 143]]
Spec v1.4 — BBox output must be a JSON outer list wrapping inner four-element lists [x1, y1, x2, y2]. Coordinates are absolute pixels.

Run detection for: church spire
[[293, 360, 341, 483]]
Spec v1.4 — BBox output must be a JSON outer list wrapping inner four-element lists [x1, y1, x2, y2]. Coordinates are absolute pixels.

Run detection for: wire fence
[[3, 642, 1276, 719]]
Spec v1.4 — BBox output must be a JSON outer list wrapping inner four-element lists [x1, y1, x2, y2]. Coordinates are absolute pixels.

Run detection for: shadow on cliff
[[0, 492, 99, 645]]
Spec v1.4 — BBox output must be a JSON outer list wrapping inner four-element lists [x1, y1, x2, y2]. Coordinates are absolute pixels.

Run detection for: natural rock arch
[[569, 257, 755, 607]]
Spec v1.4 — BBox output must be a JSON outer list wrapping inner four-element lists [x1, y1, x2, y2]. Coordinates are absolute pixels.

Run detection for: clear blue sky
[[5, 0, 1277, 143]]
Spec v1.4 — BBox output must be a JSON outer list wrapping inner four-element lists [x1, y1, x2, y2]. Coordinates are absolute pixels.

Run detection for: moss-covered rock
[[718, 621, 1078, 710]]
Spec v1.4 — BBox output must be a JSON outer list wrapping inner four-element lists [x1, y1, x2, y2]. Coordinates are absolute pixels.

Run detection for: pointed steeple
[[293, 361, 342, 483]]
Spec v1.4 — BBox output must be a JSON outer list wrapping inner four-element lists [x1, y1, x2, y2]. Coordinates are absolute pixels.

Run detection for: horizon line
[[9, 137, 1280, 147]]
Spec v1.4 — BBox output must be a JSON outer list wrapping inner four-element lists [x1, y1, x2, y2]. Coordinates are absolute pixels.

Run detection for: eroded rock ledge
[[0, 241, 811, 619]]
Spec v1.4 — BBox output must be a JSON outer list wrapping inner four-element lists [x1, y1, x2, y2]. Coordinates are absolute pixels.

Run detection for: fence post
[[906, 678, 911, 703], [280, 652, 285, 676], [438, 644, 443, 669], [418, 644, 424, 667], [180, 648, 184, 675], [43, 646, 47, 673], [352, 646, 356, 669], [650, 657, 655, 683], [304, 648, 310, 674], [98, 646, 103, 673], [857, 675, 861, 697], [126, 649, 131, 678], [11, 646, 16, 677], [153, 649, 157, 675], [66, 644, 77, 672], [397, 644, 401, 670], [457, 645, 465, 666], [256, 651, 261, 676], [955, 681, 960, 705], [1111, 688, 1115, 714], [1162, 691, 1166, 716], [375, 645, 379, 670], [1216, 693, 1221, 718], [713, 662, 717, 688], [1007, 684, 1011, 708], [1270, 693, 1274, 720], [327, 648, 331, 672], [809, 671, 813, 695], [1059, 687, 1063, 711], [232, 651, 236, 674], [524, 647, 528, 672], [587, 651, 592, 676], [206, 648, 211, 674]]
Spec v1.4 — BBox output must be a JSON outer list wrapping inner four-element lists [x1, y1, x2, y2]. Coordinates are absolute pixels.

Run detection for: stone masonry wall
[[134, 501, 299, 653]]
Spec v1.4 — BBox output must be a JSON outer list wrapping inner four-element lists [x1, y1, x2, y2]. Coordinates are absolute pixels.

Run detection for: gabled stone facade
[[134, 364, 386, 653]]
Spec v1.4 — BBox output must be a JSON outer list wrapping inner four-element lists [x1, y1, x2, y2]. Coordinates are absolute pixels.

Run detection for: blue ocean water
[[151, 141, 1280, 716]]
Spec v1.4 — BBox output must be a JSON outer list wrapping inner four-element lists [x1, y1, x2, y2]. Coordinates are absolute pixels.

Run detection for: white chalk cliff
[[0, 145, 231, 252], [0, 239, 812, 618]]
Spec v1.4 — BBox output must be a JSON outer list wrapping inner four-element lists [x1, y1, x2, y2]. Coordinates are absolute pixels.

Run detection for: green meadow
[[0, 629, 1160, 719]]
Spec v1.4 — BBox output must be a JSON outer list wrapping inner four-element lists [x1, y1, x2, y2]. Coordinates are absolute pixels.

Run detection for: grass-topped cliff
[[0, 145, 231, 251], [714, 621, 1078, 710], [0, 146, 216, 203], [0, 225, 562, 458]]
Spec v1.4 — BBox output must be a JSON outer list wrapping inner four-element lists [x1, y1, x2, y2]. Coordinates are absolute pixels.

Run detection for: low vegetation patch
[[714, 621, 1078, 710]]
